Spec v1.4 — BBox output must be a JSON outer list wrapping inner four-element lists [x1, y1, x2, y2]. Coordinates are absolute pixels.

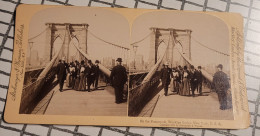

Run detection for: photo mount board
[[4, 4, 250, 129]]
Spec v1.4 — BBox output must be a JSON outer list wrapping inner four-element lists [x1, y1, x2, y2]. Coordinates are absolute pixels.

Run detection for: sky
[[28, 7, 130, 62], [130, 11, 230, 71], [27, 7, 230, 72]]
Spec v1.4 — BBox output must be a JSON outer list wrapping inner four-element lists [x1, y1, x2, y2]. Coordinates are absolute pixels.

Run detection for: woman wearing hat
[[73, 61, 80, 90], [180, 66, 190, 96], [78, 60, 87, 91]]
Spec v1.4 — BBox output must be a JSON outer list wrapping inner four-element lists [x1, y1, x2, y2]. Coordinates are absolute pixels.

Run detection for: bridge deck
[[150, 86, 234, 120], [32, 81, 127, 116]]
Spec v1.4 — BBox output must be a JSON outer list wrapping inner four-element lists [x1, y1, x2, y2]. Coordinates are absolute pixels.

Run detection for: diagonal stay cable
[[191, 36, 230, 56]]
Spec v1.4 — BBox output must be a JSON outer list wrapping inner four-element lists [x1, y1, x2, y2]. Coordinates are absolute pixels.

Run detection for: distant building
[[102, 57, 115, 69]]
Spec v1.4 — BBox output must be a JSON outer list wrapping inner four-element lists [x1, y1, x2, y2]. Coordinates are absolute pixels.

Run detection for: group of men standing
[[56, 57, 128, 104], [160, 63, 230, 110]]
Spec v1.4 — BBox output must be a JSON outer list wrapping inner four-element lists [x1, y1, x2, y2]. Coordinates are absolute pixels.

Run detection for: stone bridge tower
[[45, 23, 89, 62]]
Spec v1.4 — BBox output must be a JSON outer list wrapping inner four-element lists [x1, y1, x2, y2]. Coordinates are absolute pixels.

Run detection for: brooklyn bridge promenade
[[139, 84, 233, 120], [30, 80, 127, 116]]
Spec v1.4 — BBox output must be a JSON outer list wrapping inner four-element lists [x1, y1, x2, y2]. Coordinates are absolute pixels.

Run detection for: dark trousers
[[163, 82, 169, 96], [217, 91, 227, 110], [58, 79, 65, 91], [94, 75, 99, 88], [191, 83, 197, 97], [197, 82, 202, 94], [87, 77, 94, 91], [114, 85, 124, 103]]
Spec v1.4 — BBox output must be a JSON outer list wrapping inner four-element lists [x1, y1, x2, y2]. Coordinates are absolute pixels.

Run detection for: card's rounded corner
[[3, 110, 16, 124], [16, 3, 27, 12]]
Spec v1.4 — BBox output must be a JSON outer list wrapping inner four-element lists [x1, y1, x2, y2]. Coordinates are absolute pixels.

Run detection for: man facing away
[[160, 62, 173, 96], [213, 64, 230, 110], [110, 58, 127, 104], [56, 58, 67, 92]]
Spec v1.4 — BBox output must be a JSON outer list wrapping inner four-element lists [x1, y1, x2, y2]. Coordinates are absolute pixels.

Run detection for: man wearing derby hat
[[86, 60, 95, 92], [189, 65, 199, 97], [213, 64, 230, 110], [110, 58, 127, 104], [160, 62, 173, 96], [93, 60, 100, 89], [56, 57, 67, 92]]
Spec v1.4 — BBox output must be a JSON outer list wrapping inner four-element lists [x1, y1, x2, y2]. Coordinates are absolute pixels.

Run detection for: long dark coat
[[56, 62, 67, 81], [213, 71, 229, 92], [189, 70, 199, 89], [160, 67, 173, 86], [110, 65, 127, 87]]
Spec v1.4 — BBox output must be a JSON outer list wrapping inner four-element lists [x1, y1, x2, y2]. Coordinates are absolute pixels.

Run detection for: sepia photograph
[[4, 5, 249, 128], [128, 11, 233, 120], [19, 7, 130, 116]]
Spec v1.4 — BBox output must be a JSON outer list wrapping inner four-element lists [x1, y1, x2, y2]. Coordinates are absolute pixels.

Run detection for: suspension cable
[[191, 36, 230, 56], [131, 32, 153, 46], [28, 28, 47, 41], [88, 30, 129, 50]]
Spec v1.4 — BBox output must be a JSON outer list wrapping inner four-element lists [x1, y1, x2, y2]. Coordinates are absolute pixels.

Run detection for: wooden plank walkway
[[32, 81, 127, 116], [151, 87, 234, 120]]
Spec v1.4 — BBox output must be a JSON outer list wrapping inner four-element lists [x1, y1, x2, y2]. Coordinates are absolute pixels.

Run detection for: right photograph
[[128, 11, 233, 120]]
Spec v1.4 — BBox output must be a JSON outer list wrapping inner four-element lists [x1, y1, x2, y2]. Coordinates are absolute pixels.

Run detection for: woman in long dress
[[65, 63, 73, 87], [68, 62, 75, 87], [73, 62, 80, 90], [181, 66, 190, 96], [78, 60, 87, 91]]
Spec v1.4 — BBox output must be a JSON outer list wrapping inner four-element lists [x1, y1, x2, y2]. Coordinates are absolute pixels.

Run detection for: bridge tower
[[45, 23, 89, 62], [148, 27, 192, 68]]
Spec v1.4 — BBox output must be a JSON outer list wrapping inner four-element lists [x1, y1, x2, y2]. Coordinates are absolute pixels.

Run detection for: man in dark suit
[[94, 60, 100, 90], [197, 66, 203, 95], [110, 58, 127, 104], [189, 65, 199, 97], [56, 58, 67, 92], [160, 62, 173, 96], [86, 60, 95, 92], [213, 64, 229, 110]]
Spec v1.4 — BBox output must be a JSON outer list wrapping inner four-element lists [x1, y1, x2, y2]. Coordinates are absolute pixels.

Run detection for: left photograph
[[20, 7, 130, 116]]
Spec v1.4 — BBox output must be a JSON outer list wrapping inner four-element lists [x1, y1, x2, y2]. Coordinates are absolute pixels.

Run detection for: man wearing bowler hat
[[93, 60, 100, 89], [56, 57, 67, 92], [160, 62, 173, 96], [189, 65, 199, 97], [110, 58, 127, 104], [213, 64, 230, 110]]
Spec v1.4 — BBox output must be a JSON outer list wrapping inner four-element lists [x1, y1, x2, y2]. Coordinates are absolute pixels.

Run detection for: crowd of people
[[160, 63, 230, 110], [55, 57, 127, 104], [56, 58, 100, 92]]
